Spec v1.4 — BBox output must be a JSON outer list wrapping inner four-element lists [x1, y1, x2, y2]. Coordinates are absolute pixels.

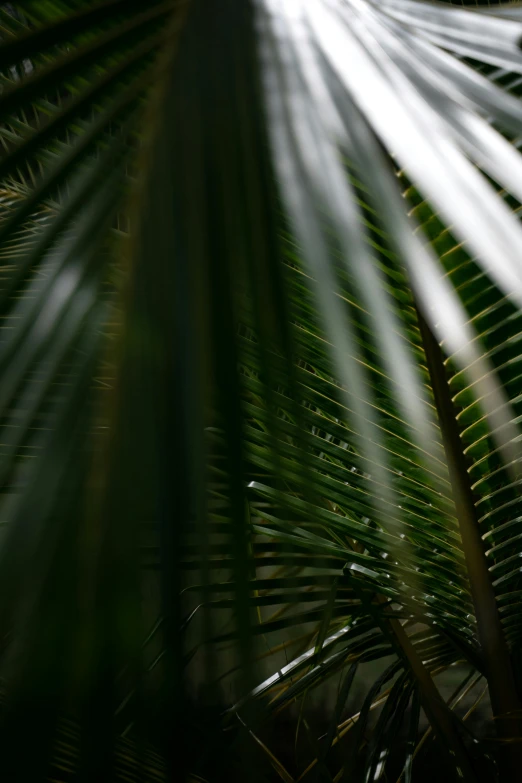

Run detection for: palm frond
[[4, 1, 522, 782]]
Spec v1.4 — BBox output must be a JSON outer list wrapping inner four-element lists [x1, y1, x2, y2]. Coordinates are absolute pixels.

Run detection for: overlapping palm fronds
[[3, 1, 522, 782]]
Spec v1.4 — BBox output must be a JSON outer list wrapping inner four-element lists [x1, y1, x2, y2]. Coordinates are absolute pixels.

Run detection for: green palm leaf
[[3, 1, 522, 782]]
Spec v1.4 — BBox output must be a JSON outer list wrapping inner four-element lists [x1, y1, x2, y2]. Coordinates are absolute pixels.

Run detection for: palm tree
[[4, 0, 522, 780]]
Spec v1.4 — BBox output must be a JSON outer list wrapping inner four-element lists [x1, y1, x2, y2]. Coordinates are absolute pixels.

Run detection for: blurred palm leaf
[[4, 1, 522, 782]]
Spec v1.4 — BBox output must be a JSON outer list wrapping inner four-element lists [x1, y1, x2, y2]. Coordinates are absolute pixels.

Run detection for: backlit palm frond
[[4, 1, 522, 782]]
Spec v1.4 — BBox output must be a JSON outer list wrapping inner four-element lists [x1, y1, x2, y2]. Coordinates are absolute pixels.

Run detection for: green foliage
[[3, 1, 522, 782]]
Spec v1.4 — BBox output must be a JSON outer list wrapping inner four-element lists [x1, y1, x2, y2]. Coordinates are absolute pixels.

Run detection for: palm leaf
[[3, 1, 522, 782]]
